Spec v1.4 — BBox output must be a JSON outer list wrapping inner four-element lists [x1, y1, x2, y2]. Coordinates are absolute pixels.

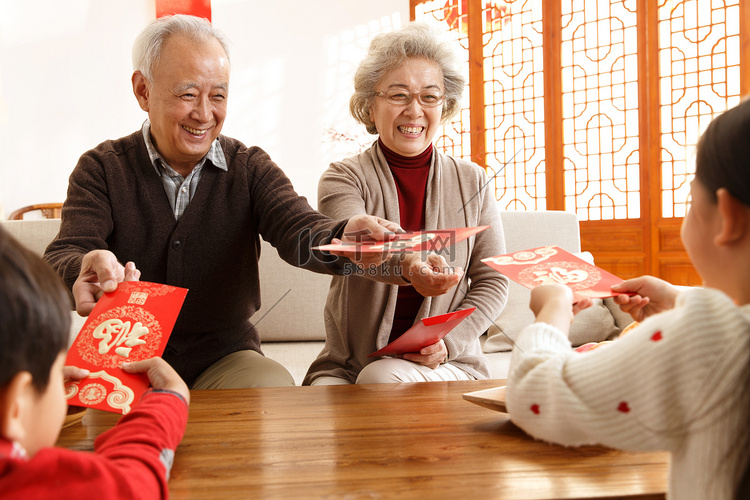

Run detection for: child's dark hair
[[0, 226, 70, 391], [695, 97, 750, 207], [695, 97, 750, 500]]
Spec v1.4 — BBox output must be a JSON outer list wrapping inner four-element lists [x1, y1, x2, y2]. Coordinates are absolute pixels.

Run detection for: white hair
[[132, 14, 230, 82], [350, 22, 465, 135]]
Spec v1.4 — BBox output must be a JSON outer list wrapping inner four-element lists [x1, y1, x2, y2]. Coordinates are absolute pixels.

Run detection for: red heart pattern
[[530, 404, 540, 415], [651, 331, 663, 342], [618, 401, 630, 413]]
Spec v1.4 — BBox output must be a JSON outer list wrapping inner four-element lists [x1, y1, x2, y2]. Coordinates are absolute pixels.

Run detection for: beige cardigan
[[303, 142, 509, 384]]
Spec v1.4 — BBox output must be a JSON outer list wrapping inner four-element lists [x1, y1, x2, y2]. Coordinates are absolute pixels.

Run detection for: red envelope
[[482, 246, 628, 302], [65, 281, 188, 415], [368, 307, 476, 357], [314, 226, 489, 254]]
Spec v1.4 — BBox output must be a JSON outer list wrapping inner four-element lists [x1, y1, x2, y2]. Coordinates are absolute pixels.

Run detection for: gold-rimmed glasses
[[374, 88, 445, 107]]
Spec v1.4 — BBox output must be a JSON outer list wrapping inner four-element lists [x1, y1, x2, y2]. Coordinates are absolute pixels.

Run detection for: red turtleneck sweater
[[379, 139, 432, 342]]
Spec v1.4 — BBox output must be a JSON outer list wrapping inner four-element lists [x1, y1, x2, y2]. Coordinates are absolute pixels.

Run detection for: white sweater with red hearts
[[507, 287, 750, 499]]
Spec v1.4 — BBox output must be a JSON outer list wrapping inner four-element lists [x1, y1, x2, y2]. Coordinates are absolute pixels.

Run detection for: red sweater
[[0, 390, 188, 500], [379, 140, 432, 342]]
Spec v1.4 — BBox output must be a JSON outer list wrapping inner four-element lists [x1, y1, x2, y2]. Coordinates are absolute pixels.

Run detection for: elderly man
[[44, 15, 401, 389]]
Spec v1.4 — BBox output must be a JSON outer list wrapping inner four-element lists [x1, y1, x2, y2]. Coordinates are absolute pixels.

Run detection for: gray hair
[[350, 22, 465, 135], [132, 14, 230, 82]]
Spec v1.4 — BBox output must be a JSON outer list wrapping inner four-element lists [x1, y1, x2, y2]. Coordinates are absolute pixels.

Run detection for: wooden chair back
[[9, 203, 63, 220]]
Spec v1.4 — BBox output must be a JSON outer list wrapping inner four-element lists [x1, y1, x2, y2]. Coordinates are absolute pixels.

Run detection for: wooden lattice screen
[[412, 0, 749, 284]]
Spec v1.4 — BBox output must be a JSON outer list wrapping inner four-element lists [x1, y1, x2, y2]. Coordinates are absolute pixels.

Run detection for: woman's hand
[[401, 252, 462, 297], [402, 339, 448, 370], [611, 276, 679, 322]]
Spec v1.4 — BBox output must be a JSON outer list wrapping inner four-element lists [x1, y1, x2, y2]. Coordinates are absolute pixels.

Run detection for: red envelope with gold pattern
[[482, 246, 629, 302], [64, 281, 188, 415], [314, 226, 489, 254]]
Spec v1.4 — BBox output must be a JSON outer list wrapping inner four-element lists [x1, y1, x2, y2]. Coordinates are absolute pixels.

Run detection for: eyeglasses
[[374, 89, 445, 107]]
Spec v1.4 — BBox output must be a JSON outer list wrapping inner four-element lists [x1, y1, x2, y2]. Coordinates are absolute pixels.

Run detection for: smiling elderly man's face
[[135, 33, 230, 176]]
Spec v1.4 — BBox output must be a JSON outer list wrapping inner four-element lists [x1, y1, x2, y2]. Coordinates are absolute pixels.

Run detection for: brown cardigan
[[45, 131, 347, 385]]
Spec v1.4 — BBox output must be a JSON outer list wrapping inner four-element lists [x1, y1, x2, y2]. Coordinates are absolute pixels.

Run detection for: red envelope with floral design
[[482, 245, 629, 302], [314, 226, 489, 254], [65, 281, 187, 415]]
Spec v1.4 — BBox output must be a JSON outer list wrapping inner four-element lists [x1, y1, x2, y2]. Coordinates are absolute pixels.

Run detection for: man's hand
[[343, 214, 403, 241], [122, 357, 190, 405], [329, 214, 404, 268], [611, 276, 679, 322], [72, 250, 141, 316], [401, 252, 462, 297], [402, 339, 448, 370]]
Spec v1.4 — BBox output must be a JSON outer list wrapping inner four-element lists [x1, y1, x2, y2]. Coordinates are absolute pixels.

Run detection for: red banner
[[156, 0, 211, 22]]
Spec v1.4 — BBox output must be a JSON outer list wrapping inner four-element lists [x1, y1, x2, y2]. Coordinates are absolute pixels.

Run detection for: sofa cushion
[[255, 239, 331, 342], [0, 219, 61, 256], [499, 210, 581, 254], [261, 341, 325, 386]]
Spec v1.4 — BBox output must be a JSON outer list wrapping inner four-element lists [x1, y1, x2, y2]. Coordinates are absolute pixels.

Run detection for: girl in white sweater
[[506, 98, 750, 499]]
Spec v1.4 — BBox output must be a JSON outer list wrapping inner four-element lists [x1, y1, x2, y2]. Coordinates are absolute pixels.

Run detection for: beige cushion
[[500, 210, 581, 254], [255, 239, 331, 342], [0, 219, 61, 256], [261, 341, 324, 385], [604, 295, 638, 330]]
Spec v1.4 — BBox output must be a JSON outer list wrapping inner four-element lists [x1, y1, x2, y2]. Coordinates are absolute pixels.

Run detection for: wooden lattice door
[[412, 0, 749, 285]]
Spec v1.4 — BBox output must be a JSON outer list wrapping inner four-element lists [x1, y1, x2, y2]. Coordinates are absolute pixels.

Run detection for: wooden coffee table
[[57, 380, 668, 499]]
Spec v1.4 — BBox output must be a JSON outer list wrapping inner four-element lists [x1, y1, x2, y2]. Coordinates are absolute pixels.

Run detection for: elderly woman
[[303, 23, 509, 385]]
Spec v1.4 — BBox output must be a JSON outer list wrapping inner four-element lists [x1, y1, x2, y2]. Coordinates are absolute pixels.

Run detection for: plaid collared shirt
[[141, 120, 228, 220]]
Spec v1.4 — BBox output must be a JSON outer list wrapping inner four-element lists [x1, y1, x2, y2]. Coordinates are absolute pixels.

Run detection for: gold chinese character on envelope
[[65, 281, 188, 414]]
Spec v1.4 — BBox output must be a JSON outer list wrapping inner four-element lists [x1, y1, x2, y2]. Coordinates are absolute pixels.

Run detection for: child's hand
[[63, 365, 90, 382], [612, 276, 678, 322], [63, 365, 91, 415], [529, 284, 578, 335], [122, 357, 190, 405]]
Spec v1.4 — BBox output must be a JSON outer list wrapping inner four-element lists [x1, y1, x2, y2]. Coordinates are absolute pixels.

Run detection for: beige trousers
[[191, 350, 295, 389], [311, 358, 475, 386]]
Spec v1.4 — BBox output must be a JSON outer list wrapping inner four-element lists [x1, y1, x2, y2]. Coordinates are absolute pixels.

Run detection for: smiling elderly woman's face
[[368, 57, 444, 157]]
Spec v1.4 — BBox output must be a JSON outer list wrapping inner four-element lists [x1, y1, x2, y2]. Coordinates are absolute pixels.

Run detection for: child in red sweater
[[0, 225, 190, 499]]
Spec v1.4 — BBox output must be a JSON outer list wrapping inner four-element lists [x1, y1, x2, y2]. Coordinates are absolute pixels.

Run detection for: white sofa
[[1, 211, 633, 385]]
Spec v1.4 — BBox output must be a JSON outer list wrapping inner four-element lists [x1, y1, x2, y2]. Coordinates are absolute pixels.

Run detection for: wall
[[0, 0, 409, 218]]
